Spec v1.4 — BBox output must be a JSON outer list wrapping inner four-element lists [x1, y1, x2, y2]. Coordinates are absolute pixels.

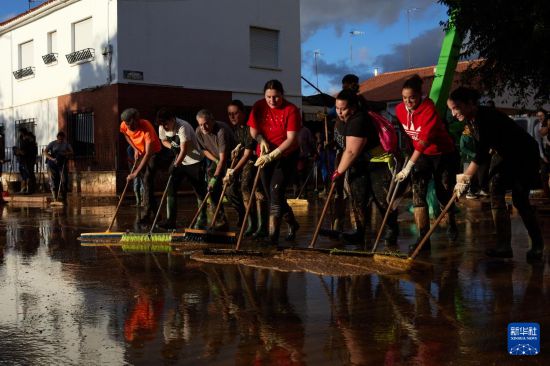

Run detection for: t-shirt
[[231, 124, 256, 151], [395, 98, 455, 155], [247, 99, 301, 155], [335, 110, 380, 165], [120, 119, 162, 155], [231, 123, 256, 160], [470, 107, 539, 167], [159, 118, 203, 165], [195, 121, 236, 157], [46, 140, 73, 163]]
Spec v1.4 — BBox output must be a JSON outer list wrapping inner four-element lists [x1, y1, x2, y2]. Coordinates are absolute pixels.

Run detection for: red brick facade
[[57, 83, 233, 192]]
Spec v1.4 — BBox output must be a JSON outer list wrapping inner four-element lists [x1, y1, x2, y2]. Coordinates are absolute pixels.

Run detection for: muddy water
[[0, 200, 549, 365]]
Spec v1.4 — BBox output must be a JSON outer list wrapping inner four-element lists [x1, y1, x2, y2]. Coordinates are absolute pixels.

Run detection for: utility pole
[[407, 7, 419, 68]]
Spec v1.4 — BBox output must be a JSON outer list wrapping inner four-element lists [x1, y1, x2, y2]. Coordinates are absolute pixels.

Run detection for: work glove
[[170, 141, 180, 155], [256, 135, 270, 156], [254, 148, 282, 168], [208, 176, 219, 192], [223, 168, 235, 185], [395, 160, 415, 182], [231, 143, 242, 161], [331, 169, 343, 182], [454, 174, 472, 198]]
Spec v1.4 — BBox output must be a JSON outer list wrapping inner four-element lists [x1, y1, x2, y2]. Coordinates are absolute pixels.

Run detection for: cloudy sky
[[1, 0, 451, 95], [300, 0, 450, 95]]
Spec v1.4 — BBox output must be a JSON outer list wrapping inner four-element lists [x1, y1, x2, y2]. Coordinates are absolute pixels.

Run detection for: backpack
[[368, 111, 398, 153]]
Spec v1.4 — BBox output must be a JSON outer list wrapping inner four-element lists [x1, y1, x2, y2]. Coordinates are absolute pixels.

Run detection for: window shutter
[[19, 40, 34, 69], [250, 27, 279, 68], [73, 17, 92, 51]]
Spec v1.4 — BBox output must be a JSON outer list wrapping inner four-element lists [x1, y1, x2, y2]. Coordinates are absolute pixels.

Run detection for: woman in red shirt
[[248, 80, 301, 246], [394, 75, 459, 253]]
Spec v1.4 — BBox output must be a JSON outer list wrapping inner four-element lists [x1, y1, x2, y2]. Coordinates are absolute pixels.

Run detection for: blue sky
[[1, 0, 450, 96]]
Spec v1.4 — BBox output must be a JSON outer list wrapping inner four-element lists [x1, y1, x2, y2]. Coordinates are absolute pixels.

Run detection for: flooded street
[[0, 198, 549, 365]]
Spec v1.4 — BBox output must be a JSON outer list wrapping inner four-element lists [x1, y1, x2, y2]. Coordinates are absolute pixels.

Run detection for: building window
[[48, 31, 57, 53], [15, 119, 37, 145], [250, 27, 279, 69], [19, 40, 34, 69], [72, 17, 92, 52], [67, 111, 94, 158]]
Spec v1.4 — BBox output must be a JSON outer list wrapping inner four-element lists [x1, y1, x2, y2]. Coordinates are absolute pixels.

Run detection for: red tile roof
[[0, 0, 57, 27], [359, 60, 482, 102]]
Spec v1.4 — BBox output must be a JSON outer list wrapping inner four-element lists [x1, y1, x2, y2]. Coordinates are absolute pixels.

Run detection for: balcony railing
[[65, 48, 95, 64], [42, 53, 58, 65], [13, 66, 35, 80]]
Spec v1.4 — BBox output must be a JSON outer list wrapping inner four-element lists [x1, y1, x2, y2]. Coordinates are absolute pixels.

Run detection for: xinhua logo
[[508, 323, 540, 356]]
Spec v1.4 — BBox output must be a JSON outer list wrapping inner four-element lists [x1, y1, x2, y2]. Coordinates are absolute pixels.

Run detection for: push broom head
[[120, 232, 173, 242], [121, 242, 172, 253], [181, 228, 237, 244]]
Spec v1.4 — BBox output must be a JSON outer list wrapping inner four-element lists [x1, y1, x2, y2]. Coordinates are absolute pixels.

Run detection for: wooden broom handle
[[235, 166, 262, 250], [409, 191, 458, 260], [107, 159, 138, 232], [372, 180, 401, 253], [188, 190, 212, 228], [209, 149, 243, 229], [309, 181, 336, 249]]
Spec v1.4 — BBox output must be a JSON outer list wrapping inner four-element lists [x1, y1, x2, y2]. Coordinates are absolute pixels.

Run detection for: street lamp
[[313, 49, 322, 88], [407, 7, 419, 68], [349, 30, 365, 64]]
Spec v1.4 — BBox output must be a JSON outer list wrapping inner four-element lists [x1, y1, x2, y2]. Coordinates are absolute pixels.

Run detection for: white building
[[0, 0, 301, 178]]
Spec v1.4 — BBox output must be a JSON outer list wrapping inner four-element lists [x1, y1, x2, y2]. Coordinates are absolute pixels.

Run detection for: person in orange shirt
[[120, 108, 162, 225]]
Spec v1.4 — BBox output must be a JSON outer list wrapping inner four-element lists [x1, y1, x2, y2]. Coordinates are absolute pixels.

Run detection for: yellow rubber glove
[[254, 148, 282, 168]]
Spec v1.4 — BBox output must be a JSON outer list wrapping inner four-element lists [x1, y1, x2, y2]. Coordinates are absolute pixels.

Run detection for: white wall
[[0, 0, 117, 146], [117, 0, 301, 104]]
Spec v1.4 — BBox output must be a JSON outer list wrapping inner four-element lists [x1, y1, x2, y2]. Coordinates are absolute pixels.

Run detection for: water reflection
[[0, 204, 548, 365]]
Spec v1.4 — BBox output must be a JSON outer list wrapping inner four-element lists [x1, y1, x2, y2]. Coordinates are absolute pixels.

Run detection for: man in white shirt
[[156, 108, 207, 230]]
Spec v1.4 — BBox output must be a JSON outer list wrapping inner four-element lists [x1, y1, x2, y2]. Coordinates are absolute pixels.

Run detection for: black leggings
[[411, 152, 458, 208], [261, 153, 298, 218]]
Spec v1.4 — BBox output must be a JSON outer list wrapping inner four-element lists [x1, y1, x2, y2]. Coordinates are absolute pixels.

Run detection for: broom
[[371, 180, 401, 253], [372, 192, 458, 272], [201, 165, 265, 256], [79, 160, 139, 241], [181, 150, 243, 243], [120, 170, 175, 243], [50, 162, 66, 207]]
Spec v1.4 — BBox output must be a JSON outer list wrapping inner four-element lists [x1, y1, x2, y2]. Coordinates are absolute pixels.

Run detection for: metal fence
[[2, 142, 118, 174]]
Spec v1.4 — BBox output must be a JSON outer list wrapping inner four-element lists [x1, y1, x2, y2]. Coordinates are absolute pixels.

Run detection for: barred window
[[15, 118, 36, 146], [67, 111, 94, 158]]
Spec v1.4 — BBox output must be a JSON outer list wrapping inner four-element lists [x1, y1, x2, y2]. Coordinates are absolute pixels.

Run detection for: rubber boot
[[341, 202, 368, 245], [486, 207, 513, 258], [0, 182, 5, 203], [517, 205, 544, 261], [252, 200, 267, 239], [194, 198, 208, 229], [409, 207, 430, 253], [383, 209, 399, 247], [446, 209, 459, 241], [19, 180, 28, 194], [267, 214, 281, 246], [282, 210, 300, 241], [135, 189, 142, 207], [158, 197, 177, 230]]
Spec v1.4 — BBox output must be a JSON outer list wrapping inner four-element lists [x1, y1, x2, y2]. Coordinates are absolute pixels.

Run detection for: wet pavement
[[0, 196, 549, 365]]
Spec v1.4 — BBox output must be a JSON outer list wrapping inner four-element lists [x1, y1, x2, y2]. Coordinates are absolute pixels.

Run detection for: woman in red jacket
[[248, 80, 301, 246], [394, 75, 459, 252]]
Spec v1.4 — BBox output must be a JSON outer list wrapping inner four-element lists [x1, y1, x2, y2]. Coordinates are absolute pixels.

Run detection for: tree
[[439, 0, 550, 106]]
